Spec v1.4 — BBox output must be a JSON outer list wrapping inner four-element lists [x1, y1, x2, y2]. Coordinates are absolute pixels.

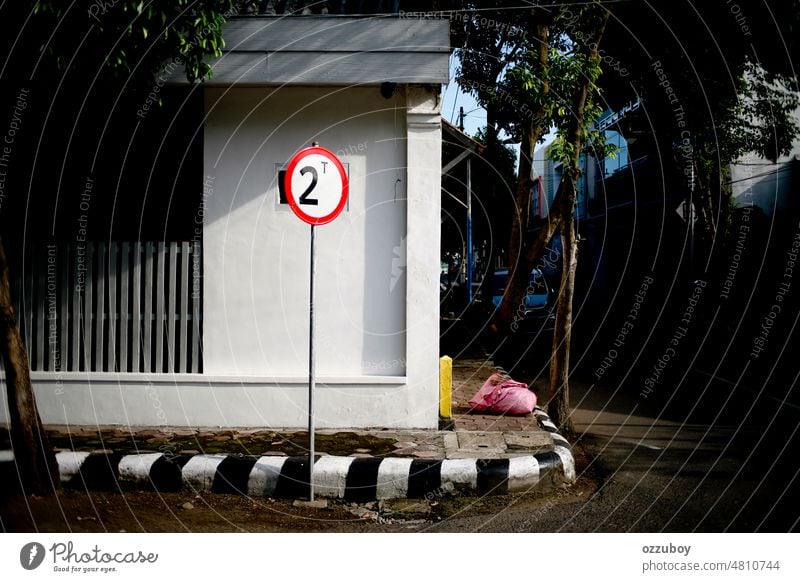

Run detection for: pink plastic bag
[[468, 373, 537, 415]]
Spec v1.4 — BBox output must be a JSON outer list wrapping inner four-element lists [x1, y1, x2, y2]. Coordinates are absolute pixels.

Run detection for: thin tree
[[0, 237, 59, 495], [455, 2, 614, 430], [545, 9, 610, 432]]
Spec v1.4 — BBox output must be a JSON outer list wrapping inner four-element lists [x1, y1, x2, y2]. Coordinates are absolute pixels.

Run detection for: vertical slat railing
[[83, 243, 94, 371], [155, 242, 165, 374], [44, 244, 57, 371], [167, 242, 177, 372], [36, 246, 45, 371], [143, 242, 154, 372], [95, 243, 106, 371], [191, 241, 201, 373], [108, 242, 118, 372], [71, 245, 81, 371], [21, 240, 201, 374], [131, 243, 142, 373], [120, 242, 130, 372], [59, 244, 69, 372], [179, 242, 190, 373]]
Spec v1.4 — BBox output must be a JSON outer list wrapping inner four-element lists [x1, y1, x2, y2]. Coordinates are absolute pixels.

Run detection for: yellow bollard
[[439, 355, 453, 419]]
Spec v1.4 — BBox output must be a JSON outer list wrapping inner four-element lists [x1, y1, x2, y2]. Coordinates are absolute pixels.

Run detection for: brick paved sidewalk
[[451, 357, 546, 433]]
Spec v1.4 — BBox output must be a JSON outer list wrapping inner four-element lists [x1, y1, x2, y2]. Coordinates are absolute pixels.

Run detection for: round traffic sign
[[284, 146, 349, 225]]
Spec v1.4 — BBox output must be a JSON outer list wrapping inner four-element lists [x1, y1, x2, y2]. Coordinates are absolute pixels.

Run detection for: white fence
[[14, 241, 202, 374]]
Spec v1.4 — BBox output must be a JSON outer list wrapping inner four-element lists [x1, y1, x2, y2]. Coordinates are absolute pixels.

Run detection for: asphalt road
[[420, 373, 800, 533]]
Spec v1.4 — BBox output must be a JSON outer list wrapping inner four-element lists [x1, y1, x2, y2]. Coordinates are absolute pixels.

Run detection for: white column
[[404, 86, 442, 429]]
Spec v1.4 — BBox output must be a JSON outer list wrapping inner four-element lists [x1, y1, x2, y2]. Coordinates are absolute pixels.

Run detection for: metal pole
[[308, 223, 316, 501], [466, 156, 473, 302]]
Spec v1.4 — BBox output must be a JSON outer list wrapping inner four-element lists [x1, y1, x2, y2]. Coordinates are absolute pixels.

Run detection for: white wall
[[193, 84, 442, 429], [203, 86, 409, 378], [731, 109, 800, 215], [731, 154, 800, 215]]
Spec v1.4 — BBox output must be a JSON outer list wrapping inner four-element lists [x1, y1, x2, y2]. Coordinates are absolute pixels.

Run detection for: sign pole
[[284, 144, 348, 502], [308, 223, 316, 501]]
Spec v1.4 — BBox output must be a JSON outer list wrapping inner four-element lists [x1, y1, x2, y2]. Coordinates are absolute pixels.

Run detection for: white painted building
[[730, 118, 800, 216], [2, 17, 450, 429]]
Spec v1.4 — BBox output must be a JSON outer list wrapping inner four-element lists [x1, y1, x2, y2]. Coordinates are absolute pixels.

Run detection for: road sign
[[284, 146, 349, 226], [675, 200, 698, 223], [282, 144, 348, 501]]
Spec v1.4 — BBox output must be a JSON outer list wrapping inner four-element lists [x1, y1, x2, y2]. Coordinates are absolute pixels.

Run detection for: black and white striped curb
[[1, 410, 574, 500], [44, 448, 573, 500], [534, 406, 574, 455]]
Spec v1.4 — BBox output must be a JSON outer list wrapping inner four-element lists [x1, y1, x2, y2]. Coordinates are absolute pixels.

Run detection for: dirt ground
[[1, 490, 384, 533], [0, 486, 591, 533]]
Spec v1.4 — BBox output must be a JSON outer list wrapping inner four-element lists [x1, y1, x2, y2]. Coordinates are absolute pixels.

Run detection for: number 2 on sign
[[299, 166, 318, 205]]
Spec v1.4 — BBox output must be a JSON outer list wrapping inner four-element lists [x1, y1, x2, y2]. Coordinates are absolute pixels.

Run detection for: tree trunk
[[694, 167, 717, 257], [495, 22, 551, 333], [505, 120, 536, 285], [0, 237, 59, 496], [548, 177, 578, 433], [497, 180, 568, 332], [545, 12, 610, 431]]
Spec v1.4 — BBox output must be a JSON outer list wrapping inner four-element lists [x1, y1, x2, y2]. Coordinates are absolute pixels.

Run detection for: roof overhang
[[168, 16, 451, 86]]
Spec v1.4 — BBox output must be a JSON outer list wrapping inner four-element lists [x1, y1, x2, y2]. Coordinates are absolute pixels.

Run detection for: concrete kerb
[[1, 410, 575, 500]]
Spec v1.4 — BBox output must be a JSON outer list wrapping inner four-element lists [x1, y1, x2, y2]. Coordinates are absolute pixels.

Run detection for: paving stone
[[178, 450, 200, 455], [135, 430, 166, 439], [416, 438, 442, 446], [233, 429, 264, 437], [456, 431, 507, 453], [393, 441, 417, 449], [412, 450, 442, 459], [262, 451, 287, 456], [354, 448, 371, 454], [504, 431, 553, 452], [495, 452, 552, 459], [442, 433, 459, 454], [447, 451, 503, 459], [171, 430, 197, 437]]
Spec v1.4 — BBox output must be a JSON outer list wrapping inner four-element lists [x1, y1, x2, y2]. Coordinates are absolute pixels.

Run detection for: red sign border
[[284, 146, 349, 226]]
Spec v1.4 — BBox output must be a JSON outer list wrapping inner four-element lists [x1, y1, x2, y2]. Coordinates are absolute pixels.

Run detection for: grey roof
[[169, 16, 450, 86]]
